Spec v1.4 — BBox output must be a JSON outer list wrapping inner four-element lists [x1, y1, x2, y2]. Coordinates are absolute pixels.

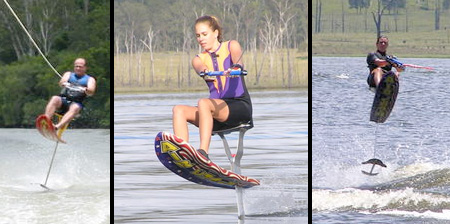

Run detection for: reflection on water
[[114, 90, 308, 223]]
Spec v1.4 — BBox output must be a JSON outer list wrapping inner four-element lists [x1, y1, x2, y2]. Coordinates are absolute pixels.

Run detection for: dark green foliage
[[0, 0, 110, 128]]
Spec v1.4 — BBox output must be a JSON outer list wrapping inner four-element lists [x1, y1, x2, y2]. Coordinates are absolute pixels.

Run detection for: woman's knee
[[173, 105, 184, 116], [173, 105, 198, 124], [173, 105, 192, 120], [197, 98, 209, 106], [198, 98, 215, 111]]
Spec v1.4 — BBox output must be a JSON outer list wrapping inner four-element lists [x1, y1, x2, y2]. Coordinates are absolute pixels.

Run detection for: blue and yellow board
[[154, 132, 260, 189], [370, 72, 399, 123]]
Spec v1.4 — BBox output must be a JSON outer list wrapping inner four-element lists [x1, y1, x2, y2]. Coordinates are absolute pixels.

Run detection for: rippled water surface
[[0, 129, 110, 223], [312, 57, 450, 223], [114, 90, 308, 223]]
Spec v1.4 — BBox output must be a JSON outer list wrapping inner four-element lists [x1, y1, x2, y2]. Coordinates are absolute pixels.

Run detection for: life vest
[[60, 72, 91, 102], [197, 41, 247, 99]]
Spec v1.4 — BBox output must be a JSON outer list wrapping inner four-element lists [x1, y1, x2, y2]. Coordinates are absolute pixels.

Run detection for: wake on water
[[312, 123, 450, 220], [313, 162, 450, 220], [313, 58, 450, 222], [0, 129, 110, 223], [243, 166, 308, 218]]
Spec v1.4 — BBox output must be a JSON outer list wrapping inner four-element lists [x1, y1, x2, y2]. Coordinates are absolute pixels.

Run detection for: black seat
[[212, 120, 253, 135]]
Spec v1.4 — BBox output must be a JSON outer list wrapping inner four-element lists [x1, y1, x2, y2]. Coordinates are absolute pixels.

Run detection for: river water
[[0, 129, 110, 223], [114, 90, 308, 223], [312, 57, 450, 223]]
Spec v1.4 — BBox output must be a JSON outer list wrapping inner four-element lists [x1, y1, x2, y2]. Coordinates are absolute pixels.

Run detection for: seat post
[[217, 132, 234, 165], [212, 122, 253, 220], [212, 123, 252, 173], [233, 127, 248, 174]]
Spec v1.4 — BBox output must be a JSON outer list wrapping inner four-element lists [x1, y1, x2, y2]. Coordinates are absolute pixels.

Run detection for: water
[[114, 90, 308, 223], [312, 57, 450, 223], [0, 129, 110, 223]]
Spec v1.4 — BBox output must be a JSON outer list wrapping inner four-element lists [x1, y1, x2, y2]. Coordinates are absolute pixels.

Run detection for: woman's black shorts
[[212, 98, 252, 131]]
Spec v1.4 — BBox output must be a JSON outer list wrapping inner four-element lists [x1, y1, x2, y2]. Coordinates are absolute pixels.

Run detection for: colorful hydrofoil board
[[154, 132, 260, 189], [36, 114, 67, 143], [370, 71, 399, 123]]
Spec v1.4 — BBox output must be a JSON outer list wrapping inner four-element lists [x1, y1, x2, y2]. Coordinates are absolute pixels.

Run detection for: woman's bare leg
[[172, 105, 199, 142], [197, 98, 229, 153]]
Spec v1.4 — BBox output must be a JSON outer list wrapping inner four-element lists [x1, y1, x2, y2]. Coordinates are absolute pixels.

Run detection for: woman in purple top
[[172, 15, 252, 158]]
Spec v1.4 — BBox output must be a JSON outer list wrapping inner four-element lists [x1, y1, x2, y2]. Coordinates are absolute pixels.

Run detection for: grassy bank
[[312, 0, 450, 58], [313, 31, 450, 58], [114, 49, 308, 93]]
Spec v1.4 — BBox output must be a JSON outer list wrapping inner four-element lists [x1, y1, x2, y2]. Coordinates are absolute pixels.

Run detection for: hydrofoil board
[[36, 114, 66, 143], [370, 71, 399, 123], [154, 132, 260, 189]]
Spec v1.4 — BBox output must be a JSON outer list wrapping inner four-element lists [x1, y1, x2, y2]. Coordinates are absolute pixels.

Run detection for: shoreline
[[312, 31, 450, 59], [312, 54, 450, 58], [114, 86, 309, 94]]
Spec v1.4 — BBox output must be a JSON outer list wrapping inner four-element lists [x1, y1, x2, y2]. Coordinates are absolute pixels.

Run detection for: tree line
[[0, 0, 110, 128], [315, 0, 450, 36], [114, 0, 308, 89]]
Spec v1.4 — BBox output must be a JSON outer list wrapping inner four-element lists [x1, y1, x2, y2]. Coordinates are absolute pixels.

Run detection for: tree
[[444, 0, 450, 10], [349, 0, 371, 14], [113, 0, 308, 89], [435, 0, 441, 30], [315, 0, 322, 33], [0, 0, 110, 128], [372, 0, 395, 38], [140, 26, 156, 87], [0, 1, 35, 60]]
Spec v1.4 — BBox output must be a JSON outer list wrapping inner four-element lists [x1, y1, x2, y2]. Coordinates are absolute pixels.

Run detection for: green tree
[[0, 0, 110, 128]]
